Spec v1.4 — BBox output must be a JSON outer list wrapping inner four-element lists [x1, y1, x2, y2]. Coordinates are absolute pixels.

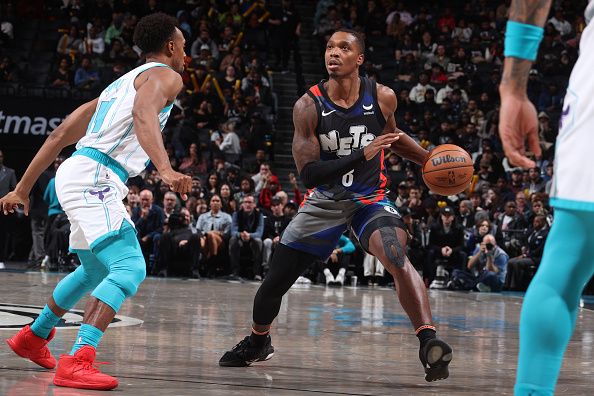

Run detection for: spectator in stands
[[548, 9, 572, 37], [79, 24, 105, 56], [269, 0, 302, 74], [0, 149, 16, 267], [526, 167, 546, 194], [56, 25, 82, 55], [234, 176, 255, 207], [453, 234, 508, 292], [252, 162, 272, 194], [424, 206, 466, 287], [322, 233, 355, 286], [505, 215, 549, 291], [126, 185, 140, 212], [258, 174, 282, 211], [261, 197, 290, 275], [409, 72, 436, 103], [196, 194, 232, 276], [104, 12, 124, 45], [202, 173, 220, 201], [229, 194, 264, 280], [214, 121, 241, 164], [156, 208, 201, 277], [0, 55, 19, 83], [162, 191, 179, 220], [219, 184, 236, 214], [132, 189, 164, 268], [50, 57, 72, 89], [178, 143, 207, 175], [74, 56, 100, 90], [191, 29, 219, 60]]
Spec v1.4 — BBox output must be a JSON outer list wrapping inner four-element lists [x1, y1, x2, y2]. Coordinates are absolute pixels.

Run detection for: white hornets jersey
[[76, 62, 174, 178]]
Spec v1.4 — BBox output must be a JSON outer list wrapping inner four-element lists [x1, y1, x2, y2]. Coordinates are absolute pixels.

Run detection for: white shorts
[[550, 20, 594, 212], [55, 154, 132, 251]]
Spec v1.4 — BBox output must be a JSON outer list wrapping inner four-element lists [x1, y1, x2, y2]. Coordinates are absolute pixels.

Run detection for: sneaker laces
[[74, 358, 109, 374], [231, 336, 250, 352]]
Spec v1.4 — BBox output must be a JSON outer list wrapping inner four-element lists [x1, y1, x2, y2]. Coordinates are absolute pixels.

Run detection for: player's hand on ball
[[0, 191, 30, 216], [499, 89, 542, 168], [364, 132, 402, 160], [161, 168, 192, 200]]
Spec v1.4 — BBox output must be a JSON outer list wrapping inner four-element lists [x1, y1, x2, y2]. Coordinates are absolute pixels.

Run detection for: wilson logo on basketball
[[431, 154, 468, 167]]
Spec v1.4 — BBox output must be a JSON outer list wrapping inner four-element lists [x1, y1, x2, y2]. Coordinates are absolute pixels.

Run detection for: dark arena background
[[1, 0, 594, 395]]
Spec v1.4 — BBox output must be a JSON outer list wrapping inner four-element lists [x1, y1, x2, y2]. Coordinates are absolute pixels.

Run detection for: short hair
[[133, 12, 178, 54], [334, 28, 365, 54]]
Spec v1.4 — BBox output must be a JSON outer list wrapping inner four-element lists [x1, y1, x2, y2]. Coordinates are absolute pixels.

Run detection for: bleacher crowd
[[0, 0, 587, 293]]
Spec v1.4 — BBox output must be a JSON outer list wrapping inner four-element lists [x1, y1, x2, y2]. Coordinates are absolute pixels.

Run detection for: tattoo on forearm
[[501, 58, 532, 89], [509, 0, 553, 26]]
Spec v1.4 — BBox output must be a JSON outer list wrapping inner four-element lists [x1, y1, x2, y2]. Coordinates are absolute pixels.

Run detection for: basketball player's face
[[325, 32, 363, 78], [169, 28, 186, 73]]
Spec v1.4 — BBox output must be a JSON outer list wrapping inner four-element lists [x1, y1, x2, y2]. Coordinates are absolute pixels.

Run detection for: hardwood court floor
[[1, 271, 594, 395]]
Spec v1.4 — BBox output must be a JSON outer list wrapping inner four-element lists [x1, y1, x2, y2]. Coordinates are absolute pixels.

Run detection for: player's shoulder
[[375, 83, 397, 111], [293, 92, 317, 116]]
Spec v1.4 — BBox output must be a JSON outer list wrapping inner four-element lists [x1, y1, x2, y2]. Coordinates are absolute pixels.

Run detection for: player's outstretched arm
[[0, 97, 99, 215], [378, 84, 429, 165], [133, 67, 191, 198], [293, 94, 400, 189], [499, 0, 552, 168]]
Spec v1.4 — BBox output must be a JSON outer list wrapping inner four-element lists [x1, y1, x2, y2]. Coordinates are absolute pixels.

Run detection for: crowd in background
[[0, 0, 589, 293]]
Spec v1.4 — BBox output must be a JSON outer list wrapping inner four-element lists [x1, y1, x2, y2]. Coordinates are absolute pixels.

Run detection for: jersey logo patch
[[321, 109, 336, 116], [362, 103, 373, 111], [384, 205, 398, 214]]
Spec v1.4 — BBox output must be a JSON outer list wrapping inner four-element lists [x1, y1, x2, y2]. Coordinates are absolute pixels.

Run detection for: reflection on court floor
[[2, 271, 594, 395]]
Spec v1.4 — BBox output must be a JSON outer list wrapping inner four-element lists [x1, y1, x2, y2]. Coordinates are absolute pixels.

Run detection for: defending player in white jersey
[[500, 1, 594, 395], [1, 13, 191, 390]]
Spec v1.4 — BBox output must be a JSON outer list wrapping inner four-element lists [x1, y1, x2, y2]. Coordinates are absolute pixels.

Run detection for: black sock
[[250, 331, 269, 347], [416, 328, 437, 348]]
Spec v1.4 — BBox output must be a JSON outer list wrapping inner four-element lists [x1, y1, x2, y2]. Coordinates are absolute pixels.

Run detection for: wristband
[[504, 20, 544, 61]]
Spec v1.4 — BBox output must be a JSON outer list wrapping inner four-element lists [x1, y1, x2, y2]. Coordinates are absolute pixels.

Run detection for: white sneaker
[[0, 262, 5, 270], [476, 282, 491, 292], [323, 268, 334, 286], [295, 276, 311, 284], [335, 268, 346, 286]]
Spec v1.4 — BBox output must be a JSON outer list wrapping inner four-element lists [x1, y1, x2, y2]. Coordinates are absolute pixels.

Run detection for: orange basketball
[[422, 144, 474, 196]]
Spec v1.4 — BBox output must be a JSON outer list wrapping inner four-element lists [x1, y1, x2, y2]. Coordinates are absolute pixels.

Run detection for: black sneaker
[[419, 338, 453, 382], [219, 335, 274, 367]]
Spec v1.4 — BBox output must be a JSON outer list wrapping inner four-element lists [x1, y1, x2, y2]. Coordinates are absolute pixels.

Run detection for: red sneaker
[[53, 346, 118, 390], [6, 325, 57, 369]]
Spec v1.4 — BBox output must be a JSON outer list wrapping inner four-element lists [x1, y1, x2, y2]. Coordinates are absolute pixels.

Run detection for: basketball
[[422, 144, 474, 196]]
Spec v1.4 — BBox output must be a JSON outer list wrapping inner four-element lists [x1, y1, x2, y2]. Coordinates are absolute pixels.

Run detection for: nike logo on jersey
[[362, 103, 373, 110], [322, 109, 336, 116]]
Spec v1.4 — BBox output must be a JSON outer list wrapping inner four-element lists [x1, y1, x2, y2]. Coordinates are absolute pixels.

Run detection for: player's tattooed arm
[[500, 0, 553, 94], [13, 97, 100, 198], [292, 94, 321, 174], [377, 84, 429, 165]]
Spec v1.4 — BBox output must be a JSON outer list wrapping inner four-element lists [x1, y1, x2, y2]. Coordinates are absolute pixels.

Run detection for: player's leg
[[220, 192, 349, 367], [353, 203, 452, 382], [54, 220, 145, 390], [6, 249, 108, 369], [515, 208, 594, 396]]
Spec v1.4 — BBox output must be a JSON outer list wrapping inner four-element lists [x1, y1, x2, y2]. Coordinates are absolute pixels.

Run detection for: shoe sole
[[219, 351, 274, 367], [54, 377, 118, 390], [5, 339, 55, 369], [423, 340, 453, 382]]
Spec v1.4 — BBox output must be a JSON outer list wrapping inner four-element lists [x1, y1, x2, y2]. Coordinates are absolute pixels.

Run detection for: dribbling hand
[[161, 169, 192, 200], [363, 133, 402, 161], [0, 190, 30, 216], [499, 90, 542, 168]]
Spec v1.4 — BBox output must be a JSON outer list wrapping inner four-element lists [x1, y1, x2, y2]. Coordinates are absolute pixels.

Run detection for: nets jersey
[[306, 77, 387, 201], [76, 62, 173, 177]]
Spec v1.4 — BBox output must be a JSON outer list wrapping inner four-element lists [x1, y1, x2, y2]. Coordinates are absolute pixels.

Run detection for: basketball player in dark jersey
[[219, 29, 453, 382]]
